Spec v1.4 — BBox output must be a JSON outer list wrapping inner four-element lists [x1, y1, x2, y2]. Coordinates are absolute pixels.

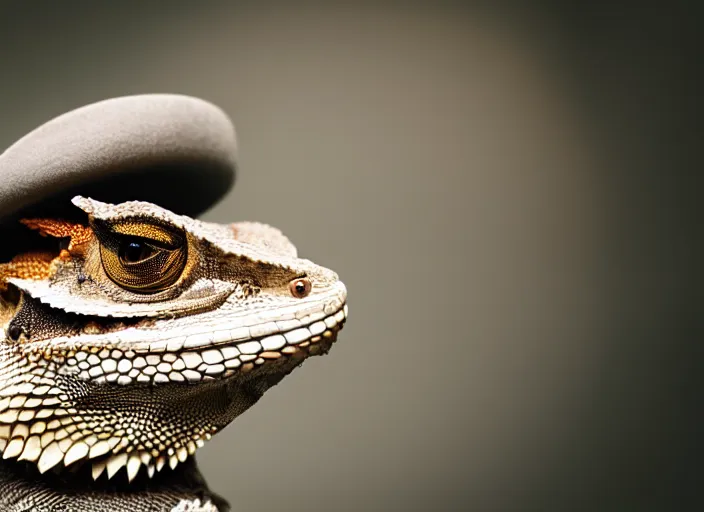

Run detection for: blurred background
[[0, 2, 700, 510]]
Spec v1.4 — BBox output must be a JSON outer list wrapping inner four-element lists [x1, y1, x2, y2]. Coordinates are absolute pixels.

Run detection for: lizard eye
[[289, 277, 312, 298], [97, 221, 188, 294]]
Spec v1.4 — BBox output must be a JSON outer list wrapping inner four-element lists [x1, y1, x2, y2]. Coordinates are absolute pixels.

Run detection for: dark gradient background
[[0, 2, 700, 511]]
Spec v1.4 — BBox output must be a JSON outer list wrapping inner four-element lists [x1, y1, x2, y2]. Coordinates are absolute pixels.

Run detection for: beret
[[0, 94, 237, 220], [0, 94, 237, 261]]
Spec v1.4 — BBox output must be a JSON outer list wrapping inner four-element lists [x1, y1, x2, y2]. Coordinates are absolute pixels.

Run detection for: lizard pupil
[[120, 240, 152, 263], [289, 277, 312, 298]]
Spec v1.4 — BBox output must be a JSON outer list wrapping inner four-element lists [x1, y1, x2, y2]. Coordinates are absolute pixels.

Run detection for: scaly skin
[[0, 196, 348, 511]]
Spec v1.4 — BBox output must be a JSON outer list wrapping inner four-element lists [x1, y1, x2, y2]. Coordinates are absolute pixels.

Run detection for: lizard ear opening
[[94, 220, 188, 294]]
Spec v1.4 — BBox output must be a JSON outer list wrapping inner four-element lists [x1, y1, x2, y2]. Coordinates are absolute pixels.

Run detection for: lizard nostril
[[289, 277, 312, 299], [7, 325, 22, 341]]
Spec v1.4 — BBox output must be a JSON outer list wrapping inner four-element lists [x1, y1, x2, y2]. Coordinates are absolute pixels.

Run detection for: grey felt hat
[[0, 94, 237, 260], [0, 94, 237, 221]]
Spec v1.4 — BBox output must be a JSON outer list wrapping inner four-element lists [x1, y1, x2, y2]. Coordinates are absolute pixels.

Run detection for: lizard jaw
[[0, 298, 347, 482], [90, 314, 346, 482], [60, 285, 348, 386]]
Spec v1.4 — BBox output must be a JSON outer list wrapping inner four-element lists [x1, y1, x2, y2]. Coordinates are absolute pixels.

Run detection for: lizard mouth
[[21, 301, 348, 481], [182, 309, 347, 429], [175, 302, 348, 382], [220, 304, 347, 378], [2, 283, 347, 481], [62, 297, 348, 386]]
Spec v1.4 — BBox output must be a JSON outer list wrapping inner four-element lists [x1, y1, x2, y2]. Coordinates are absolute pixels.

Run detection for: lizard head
[[0, 196, 347, 481]]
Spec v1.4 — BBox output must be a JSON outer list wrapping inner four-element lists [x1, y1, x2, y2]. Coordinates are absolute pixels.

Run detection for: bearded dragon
[[0, 196, 347, 511]]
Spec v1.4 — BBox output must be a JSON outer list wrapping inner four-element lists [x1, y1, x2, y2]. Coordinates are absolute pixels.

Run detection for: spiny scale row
[[91, 432, 211, 482], [0, 411, 216, 481]]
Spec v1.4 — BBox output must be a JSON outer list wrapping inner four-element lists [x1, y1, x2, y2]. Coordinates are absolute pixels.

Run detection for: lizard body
[[0, 196, 347, 510]]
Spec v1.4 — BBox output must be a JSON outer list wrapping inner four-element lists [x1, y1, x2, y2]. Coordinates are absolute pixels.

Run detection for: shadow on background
[[0, 2, 700, 510]]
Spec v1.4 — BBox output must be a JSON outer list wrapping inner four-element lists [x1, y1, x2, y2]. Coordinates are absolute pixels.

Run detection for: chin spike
[[3, 439, 24, 459], [106, 452, 128, 479], [139, 451, 151, 463], [37, 441, 65, 473], [64, 441, 89, 466], [18, 436, 41, 462], [89, 440, 111, 459], [92, 461, 106, 480], [126, 453, 141, 482]]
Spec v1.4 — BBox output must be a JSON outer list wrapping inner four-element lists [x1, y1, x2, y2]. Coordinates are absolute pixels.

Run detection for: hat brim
[[0, 94, 237, 260]]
